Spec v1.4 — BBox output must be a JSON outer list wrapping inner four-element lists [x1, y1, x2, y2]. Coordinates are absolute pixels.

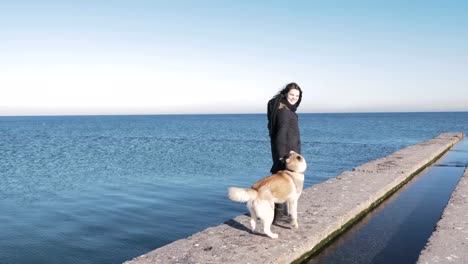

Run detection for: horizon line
[[1, 110, 468, 118]]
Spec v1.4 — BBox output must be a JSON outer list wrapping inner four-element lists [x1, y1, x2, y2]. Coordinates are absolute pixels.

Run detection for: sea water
[[1, 112, 468, 264]]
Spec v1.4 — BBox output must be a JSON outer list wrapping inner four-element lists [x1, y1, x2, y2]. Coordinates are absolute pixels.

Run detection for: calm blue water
[[1, 112, 468, 264]]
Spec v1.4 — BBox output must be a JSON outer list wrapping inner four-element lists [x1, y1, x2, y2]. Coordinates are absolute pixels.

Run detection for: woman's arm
[[274, 109, 291, 159]]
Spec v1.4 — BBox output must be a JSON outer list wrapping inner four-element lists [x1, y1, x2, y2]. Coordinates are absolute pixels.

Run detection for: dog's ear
[[279, 156, 287, 166], [280, 156, 290, 166]]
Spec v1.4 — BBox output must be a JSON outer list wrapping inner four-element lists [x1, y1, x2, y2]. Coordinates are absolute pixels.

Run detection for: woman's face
[[286, 89, 300, 105]]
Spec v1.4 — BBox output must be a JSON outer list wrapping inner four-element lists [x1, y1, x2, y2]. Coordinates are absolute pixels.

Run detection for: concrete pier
[[124, 132, 463, 264], [417, 168, 468, 263]]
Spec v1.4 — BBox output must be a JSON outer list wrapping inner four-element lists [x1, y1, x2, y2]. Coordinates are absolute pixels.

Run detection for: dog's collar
[[284, 169, 305, 175]]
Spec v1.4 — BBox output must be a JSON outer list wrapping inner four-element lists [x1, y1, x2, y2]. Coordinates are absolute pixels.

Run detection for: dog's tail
[[228, 187, 258, 203]]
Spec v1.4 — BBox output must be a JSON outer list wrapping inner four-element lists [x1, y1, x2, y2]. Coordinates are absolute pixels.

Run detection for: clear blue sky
[[1, 1, 467, 115]]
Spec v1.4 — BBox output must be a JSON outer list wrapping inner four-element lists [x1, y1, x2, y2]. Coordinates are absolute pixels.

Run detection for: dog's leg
[[263, 220, 278, 239], [258, 200, 278, 239], [289, 199, 299, 228], [247, 201, 256, 232]]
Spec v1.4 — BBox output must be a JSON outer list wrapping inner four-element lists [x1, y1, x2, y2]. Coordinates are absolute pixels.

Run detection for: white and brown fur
[[228, 151, 307, 238]]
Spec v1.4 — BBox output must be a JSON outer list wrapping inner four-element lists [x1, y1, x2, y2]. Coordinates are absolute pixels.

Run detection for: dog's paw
[[268, 233, 278, 239], [250, 219, 256, 232], [292, 220, 299, 229]]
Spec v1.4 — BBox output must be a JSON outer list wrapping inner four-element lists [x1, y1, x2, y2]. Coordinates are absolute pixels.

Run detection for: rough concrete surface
[[124, 133, 463, 264], [417, 168, 468, 264]]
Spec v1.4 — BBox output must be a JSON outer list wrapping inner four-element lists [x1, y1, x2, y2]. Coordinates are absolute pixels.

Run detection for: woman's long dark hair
[[279, 82, 302, 107]]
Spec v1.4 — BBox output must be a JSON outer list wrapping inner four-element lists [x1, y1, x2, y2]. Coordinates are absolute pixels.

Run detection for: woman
[[269, 82, 303, 173], [268, 82, 303, 222]]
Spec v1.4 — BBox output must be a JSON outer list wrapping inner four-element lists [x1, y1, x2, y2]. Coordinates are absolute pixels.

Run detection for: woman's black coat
[[270, 106, 301, 173]]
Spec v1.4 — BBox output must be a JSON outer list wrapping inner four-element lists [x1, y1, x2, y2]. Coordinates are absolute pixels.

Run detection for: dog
[[228, 151, 307, 239]]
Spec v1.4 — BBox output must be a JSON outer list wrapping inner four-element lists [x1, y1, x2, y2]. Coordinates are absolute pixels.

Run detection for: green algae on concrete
[[124, 133, 464, 264]]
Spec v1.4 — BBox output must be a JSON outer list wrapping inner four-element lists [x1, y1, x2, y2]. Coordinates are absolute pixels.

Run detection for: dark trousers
[[270, 141, 285, 174], [270, 141, 290, 220], [274, 202, 289, 220]]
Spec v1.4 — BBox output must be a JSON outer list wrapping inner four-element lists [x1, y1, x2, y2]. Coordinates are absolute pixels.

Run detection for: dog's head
[[282, 151, 307, 173]]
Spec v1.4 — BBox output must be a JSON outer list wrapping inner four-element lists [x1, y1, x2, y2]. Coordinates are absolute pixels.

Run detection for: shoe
[[273, 214, 292, 224]]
